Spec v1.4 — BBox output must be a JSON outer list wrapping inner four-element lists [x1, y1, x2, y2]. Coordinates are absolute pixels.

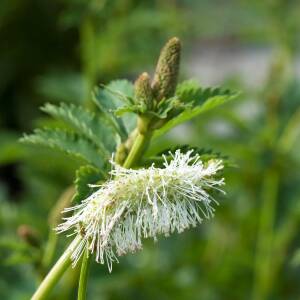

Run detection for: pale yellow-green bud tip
[[152, 37, 181, 101]]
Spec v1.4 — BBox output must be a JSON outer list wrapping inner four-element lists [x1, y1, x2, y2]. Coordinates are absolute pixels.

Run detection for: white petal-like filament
[[56, 150, 225, 271]]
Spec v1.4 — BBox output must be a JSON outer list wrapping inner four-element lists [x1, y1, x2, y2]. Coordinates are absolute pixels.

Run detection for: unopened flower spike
[[56, 150, 225, 272], [134, 72, 153, 110], [152, 37, 181, 101]]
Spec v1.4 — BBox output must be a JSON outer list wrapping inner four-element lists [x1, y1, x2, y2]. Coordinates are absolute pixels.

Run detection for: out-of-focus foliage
[[1, 0, 300, 299]]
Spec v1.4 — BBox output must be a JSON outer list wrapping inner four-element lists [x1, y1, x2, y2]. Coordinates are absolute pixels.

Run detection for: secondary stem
[[32, 236, 81, 300], [41, 231, 58, 272], [77, 249, 91, 300]]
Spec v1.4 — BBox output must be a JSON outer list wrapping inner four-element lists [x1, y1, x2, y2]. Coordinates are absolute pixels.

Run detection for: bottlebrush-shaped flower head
[[56, 150, 225, 271]]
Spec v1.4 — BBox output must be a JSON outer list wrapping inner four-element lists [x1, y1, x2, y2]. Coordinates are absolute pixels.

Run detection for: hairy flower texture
[[57, 150, 225, 271]]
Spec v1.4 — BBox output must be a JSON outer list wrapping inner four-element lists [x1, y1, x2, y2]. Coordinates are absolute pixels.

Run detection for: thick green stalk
[[61, 262, 82, 300], [77, 250, 91, 300], [123, 131, 152, 169], [31, 236, 81, 300]]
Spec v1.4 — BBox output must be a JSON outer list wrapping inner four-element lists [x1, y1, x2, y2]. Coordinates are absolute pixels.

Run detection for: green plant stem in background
[[77, 250, 91, 300], [42, 186, 75, 272], [62, 262, 82, 300], [41, 231, 58, 274], [32, 236, 81, 300], [251, 44, 292, 300], [253, 169, 279, 300]]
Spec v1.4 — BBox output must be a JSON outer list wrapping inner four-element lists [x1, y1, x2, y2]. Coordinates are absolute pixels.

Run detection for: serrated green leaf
[[154, 87, 239, 138], [154, 96, 190, 119], [73, 165, 104, 204], [93, 80, 136, 137], [21, 128, 106, 168], [142, 145, 234, 167], [175, 79, 203, 103], [41, 102, 118, 154], [114, 104, 146, 116]]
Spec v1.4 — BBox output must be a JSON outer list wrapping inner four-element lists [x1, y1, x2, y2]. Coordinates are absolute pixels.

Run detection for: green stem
[[77, 250, 91, 300], [62, 260, 82, 300], [123, 132, 152, 168], [32, 236, 81, 300], [253, 169, 279, 300], [41, 231, 58, 272]]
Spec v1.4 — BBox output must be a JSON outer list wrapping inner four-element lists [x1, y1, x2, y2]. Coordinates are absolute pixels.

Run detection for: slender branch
[[31, 236, 81, 300], [41, 231, 58, 272], [77, 249, 91, 300]]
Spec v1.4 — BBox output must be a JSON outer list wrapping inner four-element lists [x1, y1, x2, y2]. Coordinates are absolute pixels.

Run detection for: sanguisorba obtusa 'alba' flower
[[56, 150, 225, 271]]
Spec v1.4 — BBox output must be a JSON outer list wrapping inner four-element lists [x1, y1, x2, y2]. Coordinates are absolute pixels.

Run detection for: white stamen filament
[[56, 150, 225, 271]]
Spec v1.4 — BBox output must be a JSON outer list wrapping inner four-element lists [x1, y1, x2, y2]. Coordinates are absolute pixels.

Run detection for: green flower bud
[[152, 37, 181, 101], [134, 72, 153, 110]]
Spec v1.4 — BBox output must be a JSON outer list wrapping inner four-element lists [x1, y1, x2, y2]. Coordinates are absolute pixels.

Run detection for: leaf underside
[[41, 102, 118, 154], [21, 128, 106, 169]]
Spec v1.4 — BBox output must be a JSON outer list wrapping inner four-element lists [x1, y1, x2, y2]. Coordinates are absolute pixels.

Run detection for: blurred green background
[[1, 0, 300, 299]]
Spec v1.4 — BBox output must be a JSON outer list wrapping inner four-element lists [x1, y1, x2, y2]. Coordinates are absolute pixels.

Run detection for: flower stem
[[32, 123, 153, 299], [77, 249, 91, 300], [123, 132, 152, 168], [31, 236, 81, 300]]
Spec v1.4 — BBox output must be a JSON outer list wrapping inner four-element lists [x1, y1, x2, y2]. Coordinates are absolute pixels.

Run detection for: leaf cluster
[[21, 76, 238, 203]]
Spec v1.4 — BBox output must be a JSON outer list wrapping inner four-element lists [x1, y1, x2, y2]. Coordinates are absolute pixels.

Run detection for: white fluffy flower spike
[[57, 150, 225, 271]]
